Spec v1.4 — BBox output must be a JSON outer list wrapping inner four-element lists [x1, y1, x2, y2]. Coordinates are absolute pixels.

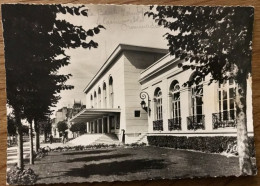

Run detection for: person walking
[[50, 134, 53, 144]]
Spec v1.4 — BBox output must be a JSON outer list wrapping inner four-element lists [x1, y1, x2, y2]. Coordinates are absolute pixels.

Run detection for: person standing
[[50, 134, 53, 144]]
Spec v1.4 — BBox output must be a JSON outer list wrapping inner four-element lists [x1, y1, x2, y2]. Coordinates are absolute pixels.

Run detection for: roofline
[[83, 44, 168, 94], [140, 52, 171, 75], [69, 108, 121, 123], [139, 54, 182, 84]]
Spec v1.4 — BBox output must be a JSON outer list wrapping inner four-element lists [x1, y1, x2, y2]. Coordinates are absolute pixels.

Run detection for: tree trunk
[[29, 120, 34, 165], [34, 120, 40, 152], [236, 79, 253, 175], [14, 110, 24, 170]]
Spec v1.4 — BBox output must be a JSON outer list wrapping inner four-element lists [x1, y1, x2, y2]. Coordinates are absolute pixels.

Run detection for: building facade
[[70, 44, 167, 143], [70, 44, 254, 144], [139, 53, 254, 137]]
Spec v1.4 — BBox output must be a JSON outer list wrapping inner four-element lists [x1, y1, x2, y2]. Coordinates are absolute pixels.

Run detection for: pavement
[[7, 137, 70, 169]]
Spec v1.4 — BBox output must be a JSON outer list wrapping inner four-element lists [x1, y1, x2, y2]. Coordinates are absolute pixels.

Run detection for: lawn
[[24, 146, 245, 184]]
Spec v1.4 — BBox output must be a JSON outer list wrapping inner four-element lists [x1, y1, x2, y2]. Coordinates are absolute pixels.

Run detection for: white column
[[180, 87, 189, 132], [203, 82, 216, 131], [101, 118, 104, 133], [86, 122, 89, 133], [162, 80, 168, 132]]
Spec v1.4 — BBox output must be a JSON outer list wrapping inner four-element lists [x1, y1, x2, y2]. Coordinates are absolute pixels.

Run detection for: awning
[[69, 108, 121, 123]]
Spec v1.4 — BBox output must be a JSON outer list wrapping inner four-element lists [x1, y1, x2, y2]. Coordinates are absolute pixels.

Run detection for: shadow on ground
[[66, 153, 133, 163], [61, 159, 166, 178], [62, 149, 114, 156]]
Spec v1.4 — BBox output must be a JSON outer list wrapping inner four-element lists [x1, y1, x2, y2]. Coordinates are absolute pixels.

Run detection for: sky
[[52, 4, 169, 117]]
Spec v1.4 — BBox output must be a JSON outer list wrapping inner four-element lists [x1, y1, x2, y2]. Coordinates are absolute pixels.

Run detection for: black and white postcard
[[2, 4, 256, 185]]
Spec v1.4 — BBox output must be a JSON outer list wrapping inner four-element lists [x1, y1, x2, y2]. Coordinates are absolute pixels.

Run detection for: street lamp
[[140, 91, 151, 116]]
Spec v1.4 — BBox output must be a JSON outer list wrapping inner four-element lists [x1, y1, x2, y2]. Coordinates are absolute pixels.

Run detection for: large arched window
[[98, 87, 101, 108], [213, 78, 237, 129], [103, 82, 107, 108], [94, 91, 97, 108], [90, 94, 93, 108], [153, 88, 163, 131], [169, 80, 181, 130], [188, 74, 205, 130], [109, 76, 114, 108]]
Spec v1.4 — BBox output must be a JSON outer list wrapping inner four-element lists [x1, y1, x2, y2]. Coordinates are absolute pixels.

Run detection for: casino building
[[69, 44, 167, 143], [70, 44, 254, 144]]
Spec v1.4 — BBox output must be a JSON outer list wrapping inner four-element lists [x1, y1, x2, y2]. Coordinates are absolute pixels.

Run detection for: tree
[[7, 115, 16, 136], [7, 115, 17, 146], [70, 122, 86, 136], [57, 121, 68, 134], [145, 6, 254, 175], [39, 120, 52, 143], [2, 4, 105, 169]]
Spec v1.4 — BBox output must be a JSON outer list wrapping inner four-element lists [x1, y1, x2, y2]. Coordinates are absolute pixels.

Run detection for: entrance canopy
[[69, 108, 121, 123]]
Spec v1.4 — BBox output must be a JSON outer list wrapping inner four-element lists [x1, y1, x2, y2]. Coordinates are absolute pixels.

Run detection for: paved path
[[7, 139, 70, 168]]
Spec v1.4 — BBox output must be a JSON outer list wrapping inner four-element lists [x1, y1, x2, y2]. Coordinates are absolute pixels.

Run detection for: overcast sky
[[53, 4, 168, 117]]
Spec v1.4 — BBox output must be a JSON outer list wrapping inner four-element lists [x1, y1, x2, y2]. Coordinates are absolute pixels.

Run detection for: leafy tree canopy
[[70, 122, 86, 134], [2, 4, 105, 119], [57, 121, 68, 133], [145, 6, 254, 86]]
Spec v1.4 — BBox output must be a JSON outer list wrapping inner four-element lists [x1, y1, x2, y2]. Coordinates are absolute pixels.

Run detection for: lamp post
[[140, 91, 151, 116]]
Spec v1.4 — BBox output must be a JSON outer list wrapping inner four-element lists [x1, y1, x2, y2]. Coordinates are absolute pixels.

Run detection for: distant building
[[52, 101, 86, 138]]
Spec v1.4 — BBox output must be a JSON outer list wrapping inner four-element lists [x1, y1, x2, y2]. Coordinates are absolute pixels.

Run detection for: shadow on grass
[[66, 153, 132, 163], [62, 149, 114, 156], [61, 159, 166, 178]]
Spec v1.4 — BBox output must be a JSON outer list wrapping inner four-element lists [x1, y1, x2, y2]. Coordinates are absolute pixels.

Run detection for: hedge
[[147, 136, 256, 157]]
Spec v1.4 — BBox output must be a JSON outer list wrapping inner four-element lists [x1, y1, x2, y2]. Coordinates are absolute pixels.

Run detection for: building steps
[[69, 133, 120, 146], [69, 134, 103, 146], [91, 133, 120, 145], [135, 133, 148, 144]]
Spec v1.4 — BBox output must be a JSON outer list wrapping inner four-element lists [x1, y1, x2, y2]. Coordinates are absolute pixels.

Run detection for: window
[[187, 75, 205, 130], [94, 91, 97, 108], [103, 82, 107, 108], [109, 76, 114, 108], [169, 80, 181, 130], [134, 110, 141, 117], [213, 79, 237, 128], [191, 84, 203, 120], [90, 95, 93, 108], [98, 87, 101, 108], [155, 88, 163, 120], [153, 88, 163, 131]]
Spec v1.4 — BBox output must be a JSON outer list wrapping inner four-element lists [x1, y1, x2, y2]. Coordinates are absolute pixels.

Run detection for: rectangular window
[[134, 110, 141, 117]]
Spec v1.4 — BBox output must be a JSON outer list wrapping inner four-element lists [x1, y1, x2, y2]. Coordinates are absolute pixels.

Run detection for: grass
[[22, 146, 246, 184]]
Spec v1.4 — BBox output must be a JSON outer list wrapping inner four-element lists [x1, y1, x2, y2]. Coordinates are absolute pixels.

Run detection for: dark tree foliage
[[39, 121, 52, 135], [7, 115, 16, 136], [70, 122, 86, 134], [2, 4, 105, 169], [57, 121, 68, 133], [22, 125, 29, 135], [2, 4, 105, 119], [145, 6, 254, 175], [145, 6, 253, 86]]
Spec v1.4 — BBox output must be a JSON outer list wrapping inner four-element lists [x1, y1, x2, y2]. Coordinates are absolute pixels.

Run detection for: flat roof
[[83, 44, 168, 94], [69, 108, 121, 123]]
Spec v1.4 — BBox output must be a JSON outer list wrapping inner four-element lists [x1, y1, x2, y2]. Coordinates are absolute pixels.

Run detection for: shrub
[[51, 143, 120, 152], [7, 166, 38, 185], [147, 136, 256, 157]]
